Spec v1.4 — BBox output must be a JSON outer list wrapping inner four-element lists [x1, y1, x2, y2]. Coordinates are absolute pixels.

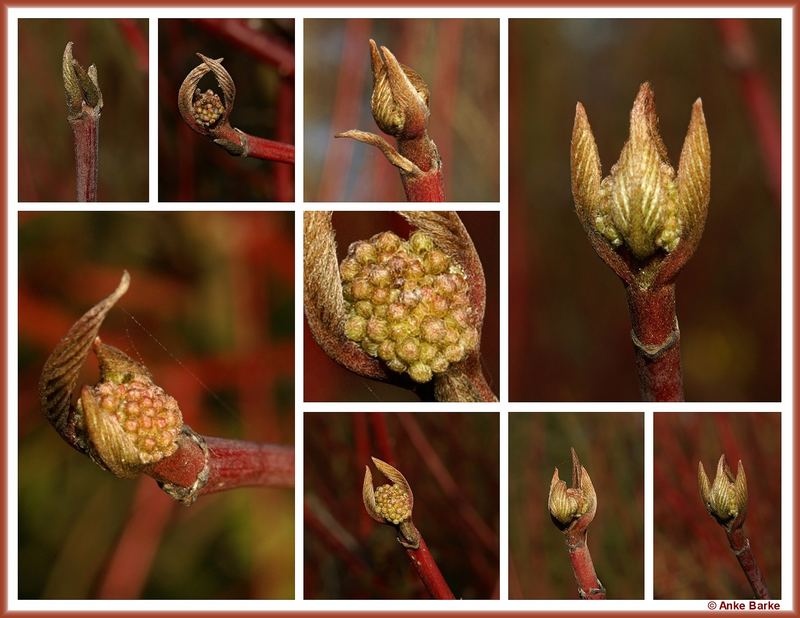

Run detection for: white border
[[7, 5, 795, 614]]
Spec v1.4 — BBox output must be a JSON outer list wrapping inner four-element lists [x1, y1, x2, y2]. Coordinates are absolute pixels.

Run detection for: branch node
[[630, 317, 680, 360], [157, 425, 210, 506]]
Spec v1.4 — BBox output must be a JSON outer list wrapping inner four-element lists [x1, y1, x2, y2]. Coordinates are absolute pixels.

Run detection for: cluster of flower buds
[[698, 454, 748, 529], [374, 482, 413, 525], [363, 456, 420, 549], [192, 88, 225, 129], [78, 377, 182, 466], [340, 230, 478, 384]]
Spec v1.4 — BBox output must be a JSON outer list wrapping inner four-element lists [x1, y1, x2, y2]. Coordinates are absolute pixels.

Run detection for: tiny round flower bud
[[352, 241, 377, 265], [387, 303, 406, 321], [340, 257, 360, 282], [354, 301, 373, 318], [444, 343, 466, 363], [344, 315, 367, 341], [409, 231, 434, 254], [419, 342, 438, 363], [371, 287, 390, 305], [369, 267, 392, 288], [408, 362, 433, 383], [424, 250, 450, 275], [373, 231, 402, 255], [366, 318, 390, 342], [430, 355, 449, 374], [396, 338, 420, 363], [420, 316, 446, 343], [378, 340, 396, 361], [351, 279, 372, 301]]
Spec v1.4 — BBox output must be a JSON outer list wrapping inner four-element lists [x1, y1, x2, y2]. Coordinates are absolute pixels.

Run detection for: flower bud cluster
[[340, 230, 478, 383], [192, 88, 225, 128], [80, 379, 182, 464], [374, 483, 412, 525]]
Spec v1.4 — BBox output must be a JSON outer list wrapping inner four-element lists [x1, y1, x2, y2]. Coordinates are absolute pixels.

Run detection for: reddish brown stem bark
[[70, 108, 100, 201], [564, 530, 605, 599], [211, 122, 295, 164], [625, 283, 684, 401], [727, 527, 771, 599], [398, 134, 444, 202], [405, 535, 456, 599], [147, 432, 294, 500]]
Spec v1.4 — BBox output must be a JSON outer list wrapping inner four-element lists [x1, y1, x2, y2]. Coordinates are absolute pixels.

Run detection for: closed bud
[[698, 455, 748, 528]]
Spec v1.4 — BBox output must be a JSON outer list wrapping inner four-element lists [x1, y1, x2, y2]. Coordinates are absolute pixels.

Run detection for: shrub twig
[[63, 42, 102, 201], [570, 83, 711, 401], [178, 53, 294, 163], [337, 40, 444, 201], [38, 272, 294, 505], [698, 455, 770, 599], [363, 457, 455, 599]]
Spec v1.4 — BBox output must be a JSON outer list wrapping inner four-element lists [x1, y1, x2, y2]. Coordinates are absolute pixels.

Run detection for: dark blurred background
[[509, 412, 644, 599], [158, 19, 294, 202], [304, 211, 499, 401], [510, 19, 781, 401], [19, 211, 294, 598], [654, 412, 781, 599], [19, 19, 148, 202], [304, 412, 499, 599], [304, 19, 500, 202]]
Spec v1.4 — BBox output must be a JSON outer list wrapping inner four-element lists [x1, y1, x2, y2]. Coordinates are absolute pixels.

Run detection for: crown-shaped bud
[[698, 454, 748, 529], [571, 83, 710, 270], [548, 448, 597, 532], [341, 230, 478, 384], [62, 42, 103, 119], [363, 457, 420, 548]]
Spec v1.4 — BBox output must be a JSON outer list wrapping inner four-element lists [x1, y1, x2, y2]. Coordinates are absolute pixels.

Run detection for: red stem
[[398, 134, 445, 202], [405, 535, 455, 599], [192, 18, 294, 76], [564, 529, 605, 599], [625, 283, 684, 402], [70, 108, 100, 201], [210, 122, 295, 164], [147, 432, 294, 498], [727, 527, 771, 599]]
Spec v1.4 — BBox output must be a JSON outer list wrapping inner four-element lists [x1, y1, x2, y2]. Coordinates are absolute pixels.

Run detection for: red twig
[[625, 283, 684, 401], [726, 526, 770, 599], [405, 535, 456, 600], [211, 122, 295, 164], [147, 432, 294, 502], [192, 18, 294, 75], [564, 528, 605, 600], [70, 110, 100, 201], [717, 19, 780, 203]]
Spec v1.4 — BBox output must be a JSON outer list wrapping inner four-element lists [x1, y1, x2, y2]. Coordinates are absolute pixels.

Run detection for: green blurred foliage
[[654, 412, 781, 599], [19, 19, 149, 202], [304, 212, 499, 401], [19, 211, 294, 599], [158, 19, 294, 202], [304, 19, 500, 202], [304, 412, 499, 599], [509, 19, 781, 401], [509, 412, 644, 599]]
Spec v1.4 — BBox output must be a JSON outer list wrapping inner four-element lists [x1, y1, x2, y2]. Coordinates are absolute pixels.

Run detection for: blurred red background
[[304, 412, 499, 599], [304, 211, 499, 401], [510, 19, 781, 401], [304, 19, 500, 202], [19, 211, 294, 599], [509, 412, 644, 599], [654, 412, 781, 599], [158, 19, 295, 202], [18, 19, 149, 202]]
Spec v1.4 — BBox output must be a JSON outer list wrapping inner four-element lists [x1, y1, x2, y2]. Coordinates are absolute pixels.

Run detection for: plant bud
[[698, 455, 748, 527], [340, 229, 477, 383]]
